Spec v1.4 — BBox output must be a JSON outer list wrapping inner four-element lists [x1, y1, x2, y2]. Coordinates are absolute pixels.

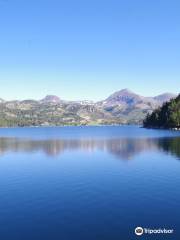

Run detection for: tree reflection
[[157, 137, 180, 159]]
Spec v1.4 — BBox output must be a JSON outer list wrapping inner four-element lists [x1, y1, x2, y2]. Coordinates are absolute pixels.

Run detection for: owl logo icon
[[135, 227, 144, 236]]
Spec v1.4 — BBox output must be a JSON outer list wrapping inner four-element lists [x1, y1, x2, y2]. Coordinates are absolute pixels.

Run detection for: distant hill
[[0, 90, 177, 127], [154, 93, 176, 103], [143, 94, 180, 129], [97, 89, 176, 124], [101, 89, 176, 107], [102, 89, 143, 106], [40, 95, 61, 103]]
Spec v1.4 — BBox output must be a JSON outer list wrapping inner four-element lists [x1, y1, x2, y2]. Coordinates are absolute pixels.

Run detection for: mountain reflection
[[0, 137, 180, 160]]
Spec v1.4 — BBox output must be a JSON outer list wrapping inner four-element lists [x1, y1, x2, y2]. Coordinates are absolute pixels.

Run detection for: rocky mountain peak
[[105, 89, 142, 106]]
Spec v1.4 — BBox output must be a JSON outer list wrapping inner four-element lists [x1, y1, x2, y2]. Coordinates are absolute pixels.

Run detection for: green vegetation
[[143, 94, 180, 129], [0, 101, 123, 127]]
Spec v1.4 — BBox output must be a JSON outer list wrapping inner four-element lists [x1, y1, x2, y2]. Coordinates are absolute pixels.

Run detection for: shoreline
[[143, 126, 180, 131], [0, 124, 139, 129], [0, 125, 179, 131]]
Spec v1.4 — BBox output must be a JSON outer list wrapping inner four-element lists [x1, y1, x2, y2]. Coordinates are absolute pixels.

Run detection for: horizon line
[[0, 88, 178, 102]]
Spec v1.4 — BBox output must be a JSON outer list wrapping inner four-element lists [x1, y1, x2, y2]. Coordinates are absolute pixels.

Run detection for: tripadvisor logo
[[135, 227, 143, 236], [135, 226, 174, 236]]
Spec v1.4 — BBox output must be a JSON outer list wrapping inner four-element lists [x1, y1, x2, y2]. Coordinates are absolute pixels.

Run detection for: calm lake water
[[0, 126, 180, 240]]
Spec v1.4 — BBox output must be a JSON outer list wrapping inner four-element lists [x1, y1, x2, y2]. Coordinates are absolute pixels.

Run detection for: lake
[[0, 126, 180, 239]]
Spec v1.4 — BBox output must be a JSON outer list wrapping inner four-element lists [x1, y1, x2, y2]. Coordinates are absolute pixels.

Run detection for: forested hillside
[[143, 94, 180, 129]]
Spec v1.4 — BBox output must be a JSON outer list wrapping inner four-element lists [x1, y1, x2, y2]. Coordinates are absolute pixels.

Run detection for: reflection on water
[[0, 137, 180, 160], [158, 138, 180, 159], [0, 127, 180, 240]]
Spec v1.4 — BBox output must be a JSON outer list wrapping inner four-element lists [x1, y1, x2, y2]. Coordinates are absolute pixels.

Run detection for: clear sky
[[0, 0, 179, 101]]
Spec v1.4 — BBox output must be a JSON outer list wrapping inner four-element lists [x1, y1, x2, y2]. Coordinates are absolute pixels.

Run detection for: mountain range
[[0, 89, 177, 127]]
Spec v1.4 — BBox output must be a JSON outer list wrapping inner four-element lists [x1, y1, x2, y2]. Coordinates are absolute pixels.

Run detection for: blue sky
[[0, 0, 179, 100]]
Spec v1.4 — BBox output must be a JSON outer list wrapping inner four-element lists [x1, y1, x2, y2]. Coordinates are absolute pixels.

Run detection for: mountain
[[154, 93, 176, 103], [102, 89, 143, 106], [143, 94, 180, 129], [98, 89, 177, 124], [0, 90, 177, 127], [40, 95, 61, 103], [102, 89, 175, 107]]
